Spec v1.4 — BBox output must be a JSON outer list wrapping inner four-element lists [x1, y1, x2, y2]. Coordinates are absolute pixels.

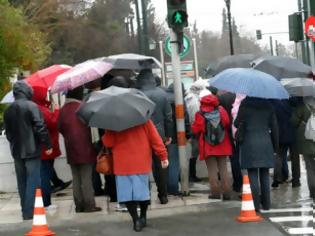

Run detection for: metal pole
[[225, 0, 234, 55], [159, 41, 166, 87], [135, 0, 143, 54], [269, 36, 274, 56], [129, 16, 135, 38], [141, 0, 149, 55], [295, 42, 299, 59], [192, 38, 199, 81], [275, 40, 279, 56], [170, 29, 189, 196], [307, 0, 315, 69]]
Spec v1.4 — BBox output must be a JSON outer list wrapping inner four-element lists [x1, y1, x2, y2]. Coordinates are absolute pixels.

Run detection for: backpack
[[202, 109, 225, 145], [304, 105, 315, 142]]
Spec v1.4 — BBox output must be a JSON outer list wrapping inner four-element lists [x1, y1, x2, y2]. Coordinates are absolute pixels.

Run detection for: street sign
[[305, 16, 315, 42], [165, 34, 191, 59]]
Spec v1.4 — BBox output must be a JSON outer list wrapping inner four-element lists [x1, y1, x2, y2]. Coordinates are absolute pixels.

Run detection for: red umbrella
[[26, 64, 72, 89]]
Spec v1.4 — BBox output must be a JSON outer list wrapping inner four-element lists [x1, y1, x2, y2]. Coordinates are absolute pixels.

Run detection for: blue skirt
[[115, 174, 150, 203]]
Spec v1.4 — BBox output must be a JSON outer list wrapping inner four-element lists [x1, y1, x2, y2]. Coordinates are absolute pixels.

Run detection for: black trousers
[[152, 154, 167, 197]]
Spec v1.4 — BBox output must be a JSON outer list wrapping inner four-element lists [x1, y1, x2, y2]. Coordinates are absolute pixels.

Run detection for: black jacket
[[235, 97, 278, 169], [166, 83, 191, 144], [4, 81, 51, 159], [136, 70, 173, 141]]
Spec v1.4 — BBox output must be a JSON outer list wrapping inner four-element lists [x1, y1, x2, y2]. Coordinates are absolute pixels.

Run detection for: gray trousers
[[304, 155, 315, 198], [70, 164, 96, 210]]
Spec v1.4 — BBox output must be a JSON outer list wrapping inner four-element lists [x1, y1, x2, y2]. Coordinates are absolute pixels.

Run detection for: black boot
[[139, 201, 149, 228], [125, 201, 142, 232]]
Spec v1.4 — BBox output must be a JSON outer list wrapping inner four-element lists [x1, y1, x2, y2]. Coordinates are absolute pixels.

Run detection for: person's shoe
[[133, 219, 143, 232], [159, 195, 168, 204], [292, 181, 301, 188], [52, 181, 72, 193], [272, 182, 280, 189], [189, 176, 202, 182], [23, 216, 33, 221], [222, 194, 231, 201], [94, 189, 105, 196], [139, 217, 147, 228], [75, 207, 84, 213], [115, 203, 128, 212], [84, 206, 102, 213], [208, 194, 221, 200]]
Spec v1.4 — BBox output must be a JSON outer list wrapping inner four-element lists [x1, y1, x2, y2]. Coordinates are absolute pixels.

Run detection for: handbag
[[96, 147, 113, 175]]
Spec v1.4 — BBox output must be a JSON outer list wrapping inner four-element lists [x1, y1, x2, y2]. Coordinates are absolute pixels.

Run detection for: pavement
[[0, 160, 313, 235]]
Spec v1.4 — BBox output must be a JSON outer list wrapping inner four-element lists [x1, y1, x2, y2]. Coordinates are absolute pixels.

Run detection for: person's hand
[[187, 138, 192, 143], [45, 149, 53, 155], [164, 137, 172, 146], [161, 160, 169, 169]]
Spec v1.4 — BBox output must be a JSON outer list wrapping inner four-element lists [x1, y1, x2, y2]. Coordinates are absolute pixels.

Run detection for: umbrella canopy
[[103, 53, 162, 70], [77, 86, 156, 131], [51, 60, 113, 93], [252, 56, 313, 80], [26, 64, 72, 89], [280, 78, 315, 97], [209, 68, 289, 99], [206, 54, 258, 76], [0, 91, 14, 104]]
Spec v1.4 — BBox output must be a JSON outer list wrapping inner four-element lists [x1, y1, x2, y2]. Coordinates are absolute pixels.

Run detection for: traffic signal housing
[[288, 13, 303, 42], [167, 0, 188, 31], [256, 30, 262, 40]]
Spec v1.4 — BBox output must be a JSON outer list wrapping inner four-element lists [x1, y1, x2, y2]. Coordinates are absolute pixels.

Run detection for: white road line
[[269, 216, 313, 223], [261, 208, 313, 213], [287, 227, 314, 235]]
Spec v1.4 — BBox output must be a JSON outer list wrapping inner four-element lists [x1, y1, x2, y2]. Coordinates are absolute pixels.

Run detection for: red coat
[[32, 87, 61, 160], [102, 120, 168, 175], [192, 95, 232, 160], [58, 100, 97, 165]]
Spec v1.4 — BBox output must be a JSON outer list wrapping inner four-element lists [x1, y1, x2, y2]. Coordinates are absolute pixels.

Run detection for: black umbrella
[[252, 56, 313, 80], [206, 54, 258, 76], [77, 86, 156, 131]]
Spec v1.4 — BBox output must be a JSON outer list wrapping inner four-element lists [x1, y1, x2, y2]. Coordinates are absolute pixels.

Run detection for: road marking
[[287, 227, 314, 235], [270, 216, 313, 223], [261, 207, 313, 213]]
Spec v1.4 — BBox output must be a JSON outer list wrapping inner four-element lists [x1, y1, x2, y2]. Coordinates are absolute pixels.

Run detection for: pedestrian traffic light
[[256, 30, 262, 40], [167, 0, 188, 30], [288, 13, 304, 42]]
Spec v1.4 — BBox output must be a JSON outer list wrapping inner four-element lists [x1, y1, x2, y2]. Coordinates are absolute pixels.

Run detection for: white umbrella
[[0, 91, 14, 104], [280, 78, 315, 97]]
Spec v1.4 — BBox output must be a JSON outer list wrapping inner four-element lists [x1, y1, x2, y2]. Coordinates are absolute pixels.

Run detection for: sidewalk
[[0, 181, 239, 226]]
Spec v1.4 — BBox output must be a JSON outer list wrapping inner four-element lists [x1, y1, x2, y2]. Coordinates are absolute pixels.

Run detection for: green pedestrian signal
[[167, 0, 188, 30]]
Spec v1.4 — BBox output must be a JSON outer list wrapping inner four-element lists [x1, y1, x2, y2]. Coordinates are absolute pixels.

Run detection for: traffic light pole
[[169, 29, 189, 196], [307, 0, 315, 68]]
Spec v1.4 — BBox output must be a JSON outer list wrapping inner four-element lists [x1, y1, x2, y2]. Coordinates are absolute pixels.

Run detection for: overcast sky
[[151, 0, 298, 47]]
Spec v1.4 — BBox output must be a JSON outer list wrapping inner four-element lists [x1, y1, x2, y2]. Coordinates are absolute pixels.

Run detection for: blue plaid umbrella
[[209, 68, 289, 99]]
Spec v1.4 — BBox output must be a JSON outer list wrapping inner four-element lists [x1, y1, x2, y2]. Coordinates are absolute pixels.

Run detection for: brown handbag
[[96, 147, 113, 175]]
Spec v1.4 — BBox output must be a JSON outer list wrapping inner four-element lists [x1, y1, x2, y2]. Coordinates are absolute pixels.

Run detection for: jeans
[[167, 144, 180, 194], [274, 145, 289, 183], [14, 158, 41, 219], [247, 168, 270, 211], [41, 160, 54, 207], [152, 154, 168, 198]]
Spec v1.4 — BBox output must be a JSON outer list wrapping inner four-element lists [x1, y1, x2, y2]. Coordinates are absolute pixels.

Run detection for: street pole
[[225, 0, 234, 55], [275, 40, 279, 56], [159, 40, 166, 87], [135, 0, 143, 54], [129, 16, 135, 38], [192, 38, 199, 81], [307, 0, 315, 69], [141, 0, 149, 55], [170, 29, 189, 196], [269, 36, 274, 56]]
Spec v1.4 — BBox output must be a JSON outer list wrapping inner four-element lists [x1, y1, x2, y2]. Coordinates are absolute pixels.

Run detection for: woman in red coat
[[32, 86, 61, 207], [103, 120, 168, 232], [192, 94, 232, 200]]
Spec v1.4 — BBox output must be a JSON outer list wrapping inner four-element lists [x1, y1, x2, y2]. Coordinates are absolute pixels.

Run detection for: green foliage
[[0, 0, 51, 124]]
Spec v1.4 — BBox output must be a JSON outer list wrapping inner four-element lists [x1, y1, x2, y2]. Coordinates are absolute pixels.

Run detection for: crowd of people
[[3, 68, 315, 232]]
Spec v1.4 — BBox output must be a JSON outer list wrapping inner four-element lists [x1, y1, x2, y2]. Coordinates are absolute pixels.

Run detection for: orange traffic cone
[[236, 175, 263, 223], [25, 188, 55, 236]]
